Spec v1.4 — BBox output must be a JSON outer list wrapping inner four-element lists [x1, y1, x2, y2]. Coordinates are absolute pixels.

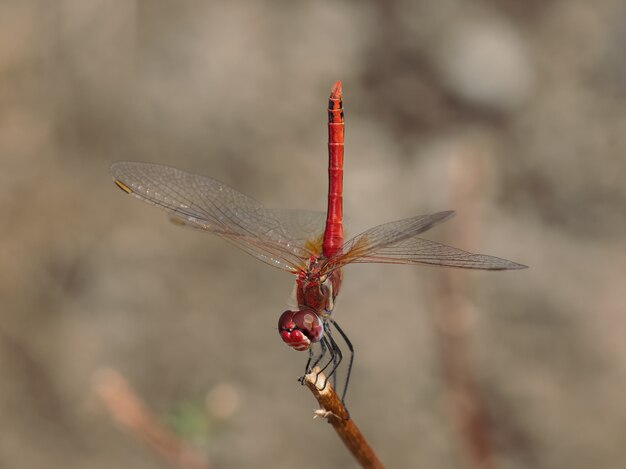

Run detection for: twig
[[304, 368, 386, 469], [93, 368, 211, 469], [433, 140, 498, 469]]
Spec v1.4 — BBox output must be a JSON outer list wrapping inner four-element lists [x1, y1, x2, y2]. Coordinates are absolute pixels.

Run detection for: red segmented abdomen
[[323, 81, 344, 258]]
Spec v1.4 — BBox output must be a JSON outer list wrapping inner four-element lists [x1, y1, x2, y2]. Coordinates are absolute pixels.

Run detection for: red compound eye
[[278, 309, 324, 351]]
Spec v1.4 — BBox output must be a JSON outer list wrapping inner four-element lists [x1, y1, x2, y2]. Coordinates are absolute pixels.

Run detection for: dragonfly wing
[[111, 161, 314, 272], [348, 237, 526, 270], [338, 211, 455, 260], [266, 209, 326, 247], [334, 211, 526, 270]]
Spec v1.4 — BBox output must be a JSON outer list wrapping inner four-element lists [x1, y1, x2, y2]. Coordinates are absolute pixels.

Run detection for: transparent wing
[[336, 211, 456, 261], [266, 209, 327, 246], [330, 211, 526, 271], [169, 208, 327, 259], [111, 161, 324, 272]]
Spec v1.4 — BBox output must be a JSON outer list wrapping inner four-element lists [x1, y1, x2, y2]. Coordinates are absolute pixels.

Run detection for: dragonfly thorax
[[295, 258, 342, 317], [300, 256, 325, 280]]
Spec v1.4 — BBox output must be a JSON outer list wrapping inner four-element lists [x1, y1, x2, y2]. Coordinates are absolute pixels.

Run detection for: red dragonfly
[[111, 82, 526, 401]]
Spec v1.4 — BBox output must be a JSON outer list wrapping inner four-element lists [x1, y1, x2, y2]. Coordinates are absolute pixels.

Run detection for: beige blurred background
[[1, 1, 625, 468]]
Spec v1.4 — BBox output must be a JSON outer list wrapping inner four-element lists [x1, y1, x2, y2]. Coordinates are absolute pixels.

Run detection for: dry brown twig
[[433, 140, 499, 469], [93, 368, 211, 469], [304, 367, 386, 469], [95, 366, 384, 468]]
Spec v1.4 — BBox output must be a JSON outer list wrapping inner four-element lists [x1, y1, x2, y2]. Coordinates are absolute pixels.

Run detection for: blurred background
[[1, 1, 625, 468]]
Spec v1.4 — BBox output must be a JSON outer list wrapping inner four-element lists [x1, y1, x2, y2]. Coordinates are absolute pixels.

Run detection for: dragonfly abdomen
[[323, 81, 344, 258]]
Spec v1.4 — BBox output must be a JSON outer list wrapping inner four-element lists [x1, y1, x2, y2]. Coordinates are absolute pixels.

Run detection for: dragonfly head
[[278, 309, 324, 351]]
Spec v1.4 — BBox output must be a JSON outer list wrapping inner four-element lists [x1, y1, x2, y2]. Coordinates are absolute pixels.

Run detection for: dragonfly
[[110, 81, 526, 404]]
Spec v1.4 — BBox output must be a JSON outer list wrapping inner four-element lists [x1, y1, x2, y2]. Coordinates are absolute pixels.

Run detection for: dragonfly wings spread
[[111, 163, 525, 272], [111, 162, 325, 272], [335, 211, 526, 270]]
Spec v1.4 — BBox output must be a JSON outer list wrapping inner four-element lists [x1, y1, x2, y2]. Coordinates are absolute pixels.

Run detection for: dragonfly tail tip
[[330, 81, 342, 99]]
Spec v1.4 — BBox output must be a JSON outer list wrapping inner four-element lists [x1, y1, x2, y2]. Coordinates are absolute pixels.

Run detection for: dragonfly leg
[[310, 338, 328, 371], [299, 340, 327, 385], [318, 331, 343, 391], [304, 347, 314, 374], [329, 318, 354, 406], [324, 322, 339, 390], [312, 335, 335, 390], [324, 322, 342, 389]]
